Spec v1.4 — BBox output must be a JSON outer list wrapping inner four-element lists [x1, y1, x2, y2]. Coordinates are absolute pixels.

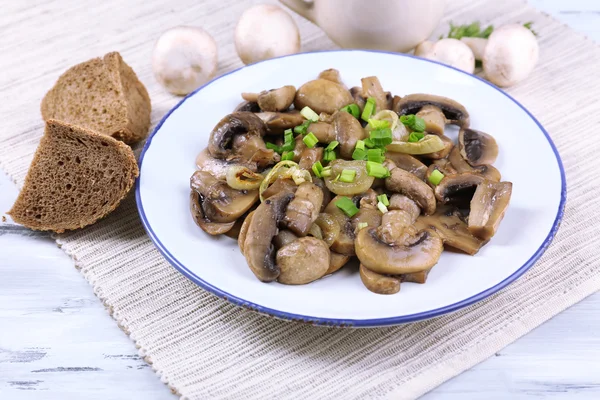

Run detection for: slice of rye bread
[[41, 52, 151, 145], [8, 119, 139, 233]]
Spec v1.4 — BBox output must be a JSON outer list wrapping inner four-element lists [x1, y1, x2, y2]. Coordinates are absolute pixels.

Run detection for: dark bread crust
[[8, 119, 139, 232], [41, 52, 151, 144]]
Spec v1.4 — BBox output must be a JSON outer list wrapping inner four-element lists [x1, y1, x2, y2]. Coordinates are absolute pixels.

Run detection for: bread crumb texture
[[41, 52, 151, 144], [8, 120, 139, 232]]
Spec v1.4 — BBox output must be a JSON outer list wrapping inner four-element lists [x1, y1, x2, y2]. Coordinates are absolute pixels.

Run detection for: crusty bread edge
[[8, 119, 139, 233]]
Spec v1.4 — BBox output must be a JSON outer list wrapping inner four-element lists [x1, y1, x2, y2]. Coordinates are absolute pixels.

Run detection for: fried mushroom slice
[[190, 190, 235, 235], [355, 227, 443, 275], [449, 146, 501, 181], [458, 128, 499, 166], [276, 237, 330, 284], [294, 79, 353, 114], [359, 264, 401, 295], [468, 181, 512, 240], [384, 161, 436, 215], [283, 182, 324, 236], [393, 93, 470, 128], [242, 85, 296, 112], [243, 191, 294, 282]]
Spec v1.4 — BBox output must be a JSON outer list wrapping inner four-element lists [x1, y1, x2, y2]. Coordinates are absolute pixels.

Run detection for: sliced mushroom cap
[[388, 194, 421, 221], [434, 172, 485, 207], [469, 181, 512, 240], [359, 264, 401, 295], [393, 94, 470, 128], [261, 177, 297, 200], [385, 153, 428, 181], [333, 110, 367, 158], [283, 182, 324, 236], [377, 210, 416, 245], [190, 190, 235, 235], [449, 146, 501, 181], [312, 177, 331, 212], [459, 128, 499, 166], [243, 191, 294, 282], [208, 112, 267, 158], [318, 69, 346, 87], [401, 269, 430, 284], [231, 133, 280, 168], [313, 213, 340, 247], [420, 134, 454, 160], [385, 162, 436, 215], [416, 105, 446, 135], [256, 111, 305, 134], [234, 100, 261, 113], [242, 85, 296, 112], [224, 207, 257, 240], [361, 76, 389, 112], [414, 205, 484, 255], [353, 188, 378, 209], [276, 237, 330, 285], [196, 148, 258, 181], [237, 210, 256, 254], [431, 158, 458, 177], [355, 227, 443, 275], [273, 229, 298, 249], [307, 122, 335, 143], [324, 196, 356, 256], [294, 79, 353, 114], [350, 86, 366, 111], [352, 208, 382, 234], [298, 146, 324, 170], [325, 252, 351, 275], [190, 171, 259, 223]]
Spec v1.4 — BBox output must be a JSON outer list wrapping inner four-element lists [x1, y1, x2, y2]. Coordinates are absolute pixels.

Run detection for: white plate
[[136, 50, 566, 327]]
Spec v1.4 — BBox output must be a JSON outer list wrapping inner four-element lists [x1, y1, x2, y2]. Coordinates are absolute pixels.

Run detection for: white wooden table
[[1, 1, 599, 398]]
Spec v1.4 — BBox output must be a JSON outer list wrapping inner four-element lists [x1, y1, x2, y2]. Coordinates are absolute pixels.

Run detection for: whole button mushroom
[[235, 5, 301, 65], [415, 38, 475, 74], [152, 26, 218, 95], [483, 24, 539, 87]]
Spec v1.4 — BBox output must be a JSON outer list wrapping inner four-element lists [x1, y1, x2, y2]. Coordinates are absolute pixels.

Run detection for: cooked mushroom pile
[[190, 69, 513, 295]]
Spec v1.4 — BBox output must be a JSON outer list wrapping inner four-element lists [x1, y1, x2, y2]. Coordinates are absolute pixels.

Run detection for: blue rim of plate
[[136, 49, 567, 327]]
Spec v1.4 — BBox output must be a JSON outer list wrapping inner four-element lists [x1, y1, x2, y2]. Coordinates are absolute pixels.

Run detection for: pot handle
[[279, 0, 316, 23]]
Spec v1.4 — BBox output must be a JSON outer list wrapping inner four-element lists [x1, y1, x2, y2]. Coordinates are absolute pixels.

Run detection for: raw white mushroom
[[235, 4, 300, 65], [414, 38, 475, 73], [152, 26, 218, 95], [460, 37, 488, 60], [483, 24, 539, 87]]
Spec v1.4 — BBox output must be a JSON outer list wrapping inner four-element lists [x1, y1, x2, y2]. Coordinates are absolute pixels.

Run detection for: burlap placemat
[[1, 0, 599, 398]]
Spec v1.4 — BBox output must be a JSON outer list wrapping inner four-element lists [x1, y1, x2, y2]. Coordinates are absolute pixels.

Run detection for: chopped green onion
[[335, 196, 359, 217], [363, 138, 376, 148], [323, 149, 337, 162], [377, 194, 390, 207], [368, 119, 390, 130], [294, 120, 311, 135], [281, 142, 295, 152], [361, 97, 376, 121], [400, 114, 426, 132], [340, 103, 360, 119], [366, 161, 390, 178], [369, 128, 393, 147], [300, 106, 320, 122], [357, 222, 369, 230], [377, 201, 389, 214], [281, 151, 294, 161], [312, 161, 323, 177], [339, 169, 356, 183], [303, 132, 319, 148], [367, 148, 385, 163], [407, 132, 425, 143], [429, 169, 445, 185], [352, 140, 367, 160], [326, 141, 339, 151], [352, 148, 367, 160], [266, 142, 281, 153], [321, 166, 332, 177], [280, 129, 295, 151]]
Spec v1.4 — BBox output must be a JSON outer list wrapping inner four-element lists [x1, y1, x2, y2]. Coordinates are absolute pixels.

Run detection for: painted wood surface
[[1, 1, 599, 398]]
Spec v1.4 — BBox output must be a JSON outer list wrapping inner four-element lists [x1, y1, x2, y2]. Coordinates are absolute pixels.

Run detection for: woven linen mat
[[1, 0, 599, 398]]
